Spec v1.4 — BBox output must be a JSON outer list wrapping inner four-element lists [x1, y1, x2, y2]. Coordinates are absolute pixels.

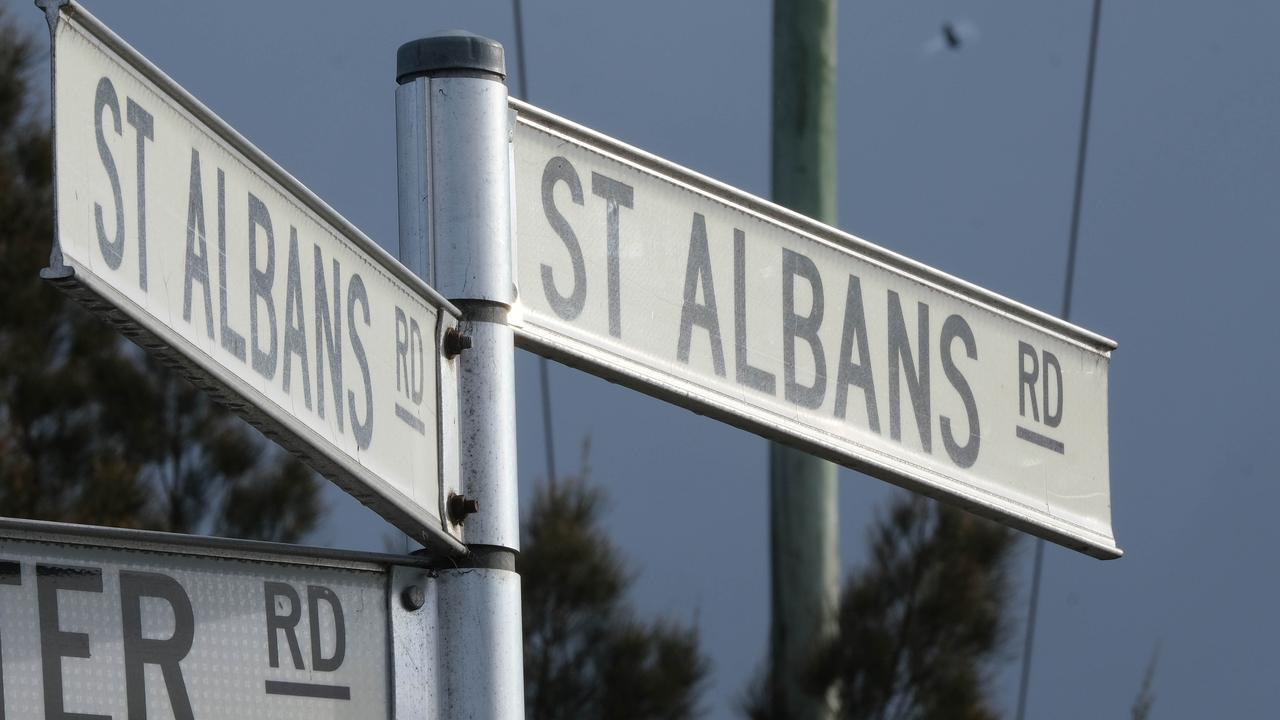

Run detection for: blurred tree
[[0, 10, 321, 542], [520, 442, 709, 719], [744, 494, 1016, 720]]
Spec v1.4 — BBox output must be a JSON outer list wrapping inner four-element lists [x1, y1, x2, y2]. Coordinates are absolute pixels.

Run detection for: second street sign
[[41, 3, 463, 553], [0, 519, 432, 719], [510, 99, 1120, 559]]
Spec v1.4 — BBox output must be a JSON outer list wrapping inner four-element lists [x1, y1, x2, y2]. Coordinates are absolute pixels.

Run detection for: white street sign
[[0, 520, 433, 720], [511, 100, 1120, 559], [42, 3, 463, 552]]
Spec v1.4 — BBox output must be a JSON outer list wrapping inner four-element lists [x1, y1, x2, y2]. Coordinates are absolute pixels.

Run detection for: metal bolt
[[447, 493, 481, 524], [443, 327, 473, 358], [401, 584, 426, 611]]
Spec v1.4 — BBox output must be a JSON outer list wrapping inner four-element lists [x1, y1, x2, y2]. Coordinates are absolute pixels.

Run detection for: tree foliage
[[0, 11, 320, 541], [814, 495, 1015, 720], [520, 445, 709, 720], [745, 494, 1016, 720]]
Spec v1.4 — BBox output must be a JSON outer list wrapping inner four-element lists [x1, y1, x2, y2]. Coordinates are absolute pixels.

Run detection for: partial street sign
[[0, 519, 433, 719], [510, 99, 1120, 559], [40, 2, 463, 552]]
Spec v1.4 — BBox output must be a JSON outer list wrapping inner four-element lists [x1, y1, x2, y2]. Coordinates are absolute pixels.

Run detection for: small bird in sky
[[921, 19, 980, 57], [943, 22, 962, 49]]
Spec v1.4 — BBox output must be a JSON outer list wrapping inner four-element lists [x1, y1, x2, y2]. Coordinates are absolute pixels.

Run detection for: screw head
[[447, 493, 481, 524], [443, 327, 472, 358], [401, 585, 426, 611]]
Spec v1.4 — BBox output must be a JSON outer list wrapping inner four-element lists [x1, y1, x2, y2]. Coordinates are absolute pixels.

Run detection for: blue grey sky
[[8, 0, 1278, 717]]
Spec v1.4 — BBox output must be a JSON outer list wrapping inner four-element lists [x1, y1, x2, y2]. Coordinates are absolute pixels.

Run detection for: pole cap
[[397, 31, 506, 84]]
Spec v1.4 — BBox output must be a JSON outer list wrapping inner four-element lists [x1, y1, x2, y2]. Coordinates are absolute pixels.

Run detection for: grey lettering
[[218, 170, 247, 360], [282, 228, 312, 410], [676, 213, 726, 376], [733, 229, 776, 394], [347, 273, 373, 450], [782, 249, 826, 409], [395, 307, 410, 399], [121, 571, 195, 720], [125, 98, 153, 291], [940, 314, 980, 468], [410, 317, 424, 404], [307, 586, 346, 673], [590, 171, 634, 338], [314, 248, 343, 430], [94, 77, 124, 272], [182, 149, 214, 339], [37, 565, 109, 720], [264, 681, 350, 700], [888, 291, 931, 452], [1043, 350, 1063, 428], [834, 274, 879, 432], [540, 156, 587, 320], [1018, 341, 1039, 421], [248, 193, 278, 379], [264, 582, 305, 670]]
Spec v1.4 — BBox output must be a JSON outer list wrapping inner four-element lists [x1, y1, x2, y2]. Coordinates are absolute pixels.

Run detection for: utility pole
[[769, 1, 839, 719]]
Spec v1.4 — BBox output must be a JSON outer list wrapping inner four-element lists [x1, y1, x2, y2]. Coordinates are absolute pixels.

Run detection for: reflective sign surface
[[44, 3, 462, 552], [0, 527, 392, 719], [511, 100, 1119, 558]]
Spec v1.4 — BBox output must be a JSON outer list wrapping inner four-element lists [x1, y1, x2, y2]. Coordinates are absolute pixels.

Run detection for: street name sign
[[40, 2, 464, 553], [510, 100, 1120, 559], [0, 519, 434, 719]]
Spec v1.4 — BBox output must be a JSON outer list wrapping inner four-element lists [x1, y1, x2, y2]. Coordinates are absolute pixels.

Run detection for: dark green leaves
[[520, 448, 708, 720]]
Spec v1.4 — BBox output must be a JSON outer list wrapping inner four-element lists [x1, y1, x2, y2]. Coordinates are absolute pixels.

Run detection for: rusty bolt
[[447, 493, 481, 524], [401, 584, 426, 611], [443, 327, 473, 358]]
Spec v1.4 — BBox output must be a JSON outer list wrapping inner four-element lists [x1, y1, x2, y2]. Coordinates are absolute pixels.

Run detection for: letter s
[[347, 273, 373, 450], [94, 76, 125, 269], [940, 314, 980, 468], [540, 156, 586, 320]]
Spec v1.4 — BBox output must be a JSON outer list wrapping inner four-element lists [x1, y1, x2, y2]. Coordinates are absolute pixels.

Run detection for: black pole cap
[[397, 31, 506, 84]]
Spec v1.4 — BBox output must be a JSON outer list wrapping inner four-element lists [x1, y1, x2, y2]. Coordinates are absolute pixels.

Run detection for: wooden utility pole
[[769, 1, 839, 718]]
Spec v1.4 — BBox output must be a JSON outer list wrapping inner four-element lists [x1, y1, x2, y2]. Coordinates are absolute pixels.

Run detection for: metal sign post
[[36, 2, 529, 715], [396, 34, 525, 718], [27, 0, 1123, 716]]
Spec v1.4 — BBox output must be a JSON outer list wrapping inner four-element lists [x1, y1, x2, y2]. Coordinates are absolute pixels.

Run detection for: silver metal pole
[[396, 32, 523, 719]]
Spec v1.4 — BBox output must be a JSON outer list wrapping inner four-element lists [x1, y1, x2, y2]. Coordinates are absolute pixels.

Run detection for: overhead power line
[[1015, 1, 1104, 718]]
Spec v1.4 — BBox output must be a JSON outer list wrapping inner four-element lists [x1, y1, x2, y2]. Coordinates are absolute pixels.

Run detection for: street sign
[[510, 99, 1121, 559], [0, 519, 433, 719], [40, 2, 463, 552]]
